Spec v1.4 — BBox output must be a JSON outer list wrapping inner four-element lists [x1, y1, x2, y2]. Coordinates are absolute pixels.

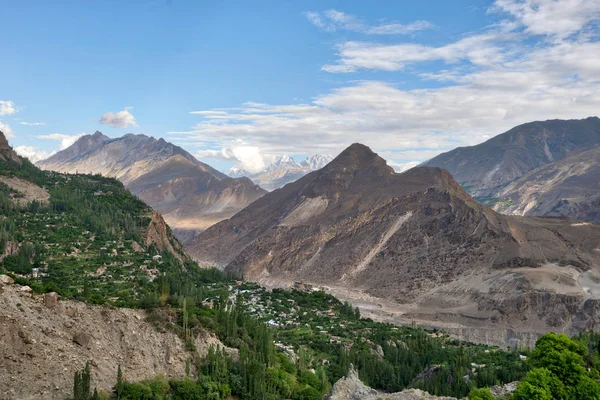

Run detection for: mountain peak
[[300, 154, 333, 170], [325, 143, 393, 175], [91, 131, 107, 139]]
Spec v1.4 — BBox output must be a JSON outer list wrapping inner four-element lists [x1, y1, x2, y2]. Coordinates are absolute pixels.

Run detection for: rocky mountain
[[37, 132, 266, 240], [191, 143, 600, 341], [422, 117, 600, 223], [492, 145, 600, 224], [228, 153, 334, 191], [423, 117, 600, 197]]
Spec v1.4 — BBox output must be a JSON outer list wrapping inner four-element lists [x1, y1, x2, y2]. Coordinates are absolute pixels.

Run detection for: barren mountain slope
[[423, 117, 600, 197], [0, 282, 226, 400], [192, 143, 600, 340], [491, 145, 600, 224], [37, 133, 266, 238]]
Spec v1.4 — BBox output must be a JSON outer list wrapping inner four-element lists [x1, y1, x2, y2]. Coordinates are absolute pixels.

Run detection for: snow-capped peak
[[265, 154, 299, 172], [300, 154, 333, 171], [227, 165, 251, 178]]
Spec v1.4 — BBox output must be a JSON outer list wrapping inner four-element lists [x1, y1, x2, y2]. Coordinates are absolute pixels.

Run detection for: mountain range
[[424, 117, 600, 223], [37, 132, 266, 241], [227, 154, 334, 191], [191, 142, 600, 339]]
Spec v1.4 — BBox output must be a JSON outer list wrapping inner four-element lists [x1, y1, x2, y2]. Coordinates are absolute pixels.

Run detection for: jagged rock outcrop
[[424, 117, 600, 224], [144, 211, 186, 262], [37, 132, 266, 240], [193, 143, 600, 343], [327, 366, 457, 400], [0, 283, 227, 400], [0, 131, 22, 165]]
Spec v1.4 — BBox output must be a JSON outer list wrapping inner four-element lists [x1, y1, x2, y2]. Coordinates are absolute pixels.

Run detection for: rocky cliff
[[0, 281, 226, 400], [192, 143, 600, 342], [0, 130, 22, 165]]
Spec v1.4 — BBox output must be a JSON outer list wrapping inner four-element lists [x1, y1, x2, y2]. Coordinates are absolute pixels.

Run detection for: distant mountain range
[[424, 117, 600, 224], [227, 154, 334, 191], [37, 132, 266, 241], [191, 142, 600, 339]]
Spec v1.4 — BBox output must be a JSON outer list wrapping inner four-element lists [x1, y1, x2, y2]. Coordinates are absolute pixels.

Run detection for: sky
[[1, 0, 600, 173]]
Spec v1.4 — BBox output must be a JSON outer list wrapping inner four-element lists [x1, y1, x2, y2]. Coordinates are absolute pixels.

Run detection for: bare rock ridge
[[0, 130, 22, 165], [192, 142, 600, 345], [423, 117, 600, 223], [37, 132, 266, 240], [327, 365, 457, 400], [493, 145, 600, 224], [0, 282, 227, 400]]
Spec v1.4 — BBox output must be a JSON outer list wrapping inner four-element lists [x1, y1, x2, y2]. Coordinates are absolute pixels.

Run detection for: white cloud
[[305, 10, 434, 35], [19, 121, 46, 126], [491, 0, 600, 39], [175, 0, 600, 165], [36, 133, 85, 150], [0, 121, 14, 138], [196, 145, 270, 174], [99, 107, 137, 128], [14, 146, 55, 163], [0, 101, 18, 116]]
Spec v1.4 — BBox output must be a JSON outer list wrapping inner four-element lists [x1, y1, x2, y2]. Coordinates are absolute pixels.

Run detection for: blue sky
[[2, 0, 600, 173]]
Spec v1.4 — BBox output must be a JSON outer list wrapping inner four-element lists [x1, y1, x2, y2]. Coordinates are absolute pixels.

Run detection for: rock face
[[423, 117, 600, 223], [0, 284, 226, 400], [327, 366, 457, 400], [0, 131, 22, 165], [193, 143, 600, 343], [37, 132, 266, 240], [144, 211, 186, 262], [492, 145, 600, 224]]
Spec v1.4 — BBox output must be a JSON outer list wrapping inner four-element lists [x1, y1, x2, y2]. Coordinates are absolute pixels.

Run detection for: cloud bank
[[175, 0, 600, 165]]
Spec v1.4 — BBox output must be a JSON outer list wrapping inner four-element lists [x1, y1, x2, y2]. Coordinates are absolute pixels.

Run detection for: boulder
[[0, 274, 14, 285], [73, 332, 92, 348], [44, 292, 59, 308]]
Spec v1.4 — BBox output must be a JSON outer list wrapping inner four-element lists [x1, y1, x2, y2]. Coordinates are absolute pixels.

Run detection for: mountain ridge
[[423, 117, 600, 223], [37, 132, 266, 239], [191, 142, 600, 339]]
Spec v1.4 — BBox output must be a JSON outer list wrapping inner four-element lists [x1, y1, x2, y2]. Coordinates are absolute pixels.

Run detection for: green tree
[[467, 387, 494, 400]]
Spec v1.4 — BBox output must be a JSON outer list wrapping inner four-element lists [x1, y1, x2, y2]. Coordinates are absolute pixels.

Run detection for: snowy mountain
[[227, 153, 334, 191]]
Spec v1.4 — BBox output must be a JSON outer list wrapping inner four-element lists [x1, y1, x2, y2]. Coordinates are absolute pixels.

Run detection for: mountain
[[0, 130, 197, 301], [423, 117, 600, 223], [492, 145, 600, 223], [191, 143, 600, 339], [422, 117, 600, 195], [37, 132, 266, 240], [300, 154, 333, 170], [228, 153, 334, 191]]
